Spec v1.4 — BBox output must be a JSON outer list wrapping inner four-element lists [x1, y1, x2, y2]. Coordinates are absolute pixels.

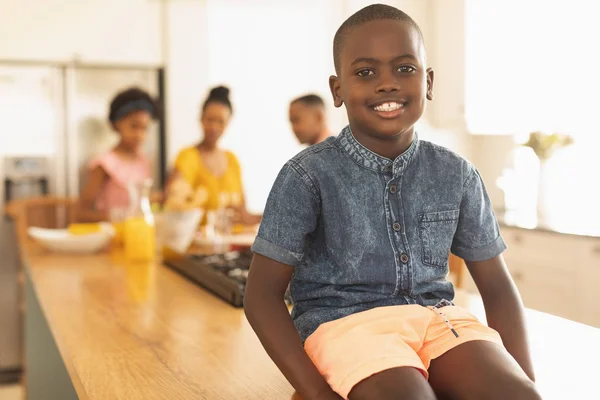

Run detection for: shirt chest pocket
[[419, 210, 460, 269]]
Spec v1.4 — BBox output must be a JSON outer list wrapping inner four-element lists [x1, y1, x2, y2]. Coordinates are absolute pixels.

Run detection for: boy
[[289, 94, 331, 146], [245, 4, 541, 400]]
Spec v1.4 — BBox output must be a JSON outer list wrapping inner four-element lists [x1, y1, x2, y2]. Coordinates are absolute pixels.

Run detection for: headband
[[111, 99, 155, 123]]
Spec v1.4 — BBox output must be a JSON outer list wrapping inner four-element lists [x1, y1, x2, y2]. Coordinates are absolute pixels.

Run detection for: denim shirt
[[252, 126, 506, 342]]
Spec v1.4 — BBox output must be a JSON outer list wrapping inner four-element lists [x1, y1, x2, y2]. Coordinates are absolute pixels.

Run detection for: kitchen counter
[[23, 244, 293, 400], [496, 209, 600, 238], [23, 242, 600, 399]]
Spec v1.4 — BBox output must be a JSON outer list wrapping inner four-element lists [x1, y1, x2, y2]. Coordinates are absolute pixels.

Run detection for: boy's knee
[[507, 378, 542, 400], [350, 389, 434, 400]]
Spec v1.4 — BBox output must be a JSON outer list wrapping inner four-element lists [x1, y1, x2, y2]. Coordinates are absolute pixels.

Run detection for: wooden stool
[[449, 253, 466, 289], [6, 197, 78, 242]]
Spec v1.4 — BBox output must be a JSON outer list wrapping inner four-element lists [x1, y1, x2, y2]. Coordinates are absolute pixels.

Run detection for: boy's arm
[[244, 254, 342, 400], [466, 255, 535, 381]]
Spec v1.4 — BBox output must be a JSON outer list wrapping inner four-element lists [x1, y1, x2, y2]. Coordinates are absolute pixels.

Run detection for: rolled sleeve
[[451, 165, 506, 262], [251, 161, 319, 267]]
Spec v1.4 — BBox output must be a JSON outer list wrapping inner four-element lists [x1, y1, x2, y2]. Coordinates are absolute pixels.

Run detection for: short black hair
[[108, 87, 159, 123], [202, 85, 233, 114], [291, 94, 325, 108], [333, 4, 424, 74]]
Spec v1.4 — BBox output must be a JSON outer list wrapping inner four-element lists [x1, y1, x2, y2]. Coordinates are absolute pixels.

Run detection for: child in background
[[289, 94, 331, 146], [77, 87, 158, 223], [245, 4, 541, 400]]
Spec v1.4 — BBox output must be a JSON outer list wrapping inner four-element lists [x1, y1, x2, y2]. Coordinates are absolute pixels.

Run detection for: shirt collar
[[336, 125, 419, 175]]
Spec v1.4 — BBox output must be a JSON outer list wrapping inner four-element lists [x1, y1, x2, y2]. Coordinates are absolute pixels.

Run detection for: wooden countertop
[[24, 244, 294, 400], [23, 243, 600, 400]]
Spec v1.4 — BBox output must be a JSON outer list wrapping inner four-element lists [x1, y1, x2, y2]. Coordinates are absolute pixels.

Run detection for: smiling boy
[[245, 4, 541, 400]]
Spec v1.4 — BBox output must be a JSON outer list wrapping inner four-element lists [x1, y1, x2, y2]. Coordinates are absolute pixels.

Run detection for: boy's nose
[[375, 79, 400, 93], [375, 70, 401, 92]]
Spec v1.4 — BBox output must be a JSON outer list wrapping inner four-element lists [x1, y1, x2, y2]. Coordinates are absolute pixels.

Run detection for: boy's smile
[[330, 19, 434, 159]]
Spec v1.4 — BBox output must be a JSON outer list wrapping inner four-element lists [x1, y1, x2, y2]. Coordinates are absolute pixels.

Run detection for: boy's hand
[[292, 388, 343, 400], [466, 255, 536, 381], [315, 388, 344, 400]]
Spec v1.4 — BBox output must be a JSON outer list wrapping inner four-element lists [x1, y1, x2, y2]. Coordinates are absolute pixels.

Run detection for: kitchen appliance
[[0, 63, 166, 196], [164, 249, 252, 307], [164, 248, 292, 308], [0, 62, 166, 382], [0, 156, 51, 382], [4, 157, 49, 202]]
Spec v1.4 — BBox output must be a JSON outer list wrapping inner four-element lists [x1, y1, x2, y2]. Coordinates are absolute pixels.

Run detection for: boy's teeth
[[374, 102, 403, 112]]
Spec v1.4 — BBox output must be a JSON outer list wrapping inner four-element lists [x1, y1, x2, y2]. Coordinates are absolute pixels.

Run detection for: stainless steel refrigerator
[[0, 62, 166, 382]]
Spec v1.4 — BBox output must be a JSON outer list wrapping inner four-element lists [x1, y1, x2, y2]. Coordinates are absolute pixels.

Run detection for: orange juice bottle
[[109, 207, 128, 246], [124, 179, 156, 262]]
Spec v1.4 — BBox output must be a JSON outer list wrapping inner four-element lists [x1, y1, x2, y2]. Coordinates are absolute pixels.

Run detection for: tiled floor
[[0, 385, 22, 400]]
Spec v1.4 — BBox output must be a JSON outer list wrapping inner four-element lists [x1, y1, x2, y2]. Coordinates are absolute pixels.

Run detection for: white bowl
[[155, 208, 204, 253], [28, 223, 115, 254]]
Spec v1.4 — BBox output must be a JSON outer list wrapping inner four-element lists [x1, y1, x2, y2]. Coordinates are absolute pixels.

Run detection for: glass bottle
[[124, 179, 156, 261]]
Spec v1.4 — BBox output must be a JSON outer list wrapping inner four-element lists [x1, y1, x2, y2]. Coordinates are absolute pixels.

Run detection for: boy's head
[[329, 4, 434, 142], [289, 94, 327, 145]]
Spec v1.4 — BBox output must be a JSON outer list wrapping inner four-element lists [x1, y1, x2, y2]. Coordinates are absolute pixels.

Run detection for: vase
[[536, 159, 552, 224]]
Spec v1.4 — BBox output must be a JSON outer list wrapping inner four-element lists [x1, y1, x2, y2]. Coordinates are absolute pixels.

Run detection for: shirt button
[[392, 222, 401, 231], [389, 185, 397, 194], [400, 253, 409, 263]]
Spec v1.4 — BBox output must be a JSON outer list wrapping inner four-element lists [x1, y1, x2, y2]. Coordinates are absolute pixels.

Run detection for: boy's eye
[[398, 66, 416, 73], [356, 69, 374, 77]]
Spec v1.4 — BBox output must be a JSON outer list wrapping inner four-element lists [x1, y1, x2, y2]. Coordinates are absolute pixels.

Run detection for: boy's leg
[[428, 341, 541, 400], [348, 367, 437, 400]]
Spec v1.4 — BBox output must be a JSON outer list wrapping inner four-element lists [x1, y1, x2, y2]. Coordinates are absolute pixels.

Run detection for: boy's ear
[[329, 75, 344, 108], [426, 68, 434, 101]]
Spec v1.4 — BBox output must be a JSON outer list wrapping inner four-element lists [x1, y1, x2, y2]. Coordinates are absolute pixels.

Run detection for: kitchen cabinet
[[462, 226, 600, 328]]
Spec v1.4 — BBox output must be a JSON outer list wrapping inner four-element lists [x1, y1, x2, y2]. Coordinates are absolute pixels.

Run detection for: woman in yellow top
[[170, 86, 261, 225]]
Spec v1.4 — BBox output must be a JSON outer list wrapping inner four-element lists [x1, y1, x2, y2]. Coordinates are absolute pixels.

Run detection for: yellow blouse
[[174, 147, 243, 211]]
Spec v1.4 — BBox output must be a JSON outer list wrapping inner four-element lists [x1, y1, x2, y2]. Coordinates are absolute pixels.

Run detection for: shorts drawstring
[[432, 299, 459, 338]]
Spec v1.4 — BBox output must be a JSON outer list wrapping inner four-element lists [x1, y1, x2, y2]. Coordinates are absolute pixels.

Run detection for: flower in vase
[[523, 131, 574, 162]]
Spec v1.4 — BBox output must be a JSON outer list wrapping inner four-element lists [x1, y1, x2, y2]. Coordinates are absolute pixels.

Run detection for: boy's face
[[289, 102, 322, 145], [329, 20, 433, 142]]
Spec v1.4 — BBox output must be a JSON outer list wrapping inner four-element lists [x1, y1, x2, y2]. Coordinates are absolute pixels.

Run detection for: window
[[465, 0, 599, 142]]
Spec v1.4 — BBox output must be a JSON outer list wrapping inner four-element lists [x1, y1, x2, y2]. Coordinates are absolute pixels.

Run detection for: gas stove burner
[[164, 248, 292, 307]]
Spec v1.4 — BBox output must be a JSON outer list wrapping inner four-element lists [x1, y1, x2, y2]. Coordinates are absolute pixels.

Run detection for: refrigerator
[[0, 62, 166, 382]]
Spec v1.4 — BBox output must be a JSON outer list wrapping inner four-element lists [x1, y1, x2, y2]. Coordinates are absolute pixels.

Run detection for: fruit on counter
[[68, 223, 102, 235], [164, 177, 208, 211]]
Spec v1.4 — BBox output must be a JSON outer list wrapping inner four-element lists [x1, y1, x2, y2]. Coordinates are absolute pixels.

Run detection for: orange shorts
[[304, 304, 503, 399]]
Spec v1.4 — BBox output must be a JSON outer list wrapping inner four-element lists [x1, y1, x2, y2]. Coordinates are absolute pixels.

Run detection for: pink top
[[89, 151, 152, 211]]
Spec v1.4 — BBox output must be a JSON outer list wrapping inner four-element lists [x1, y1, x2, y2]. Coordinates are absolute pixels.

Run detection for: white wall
[[426, 0, 471, 158], [0, 0, 162, 65], [162, 0, 209, 168], [205, 0, 344, 212]]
